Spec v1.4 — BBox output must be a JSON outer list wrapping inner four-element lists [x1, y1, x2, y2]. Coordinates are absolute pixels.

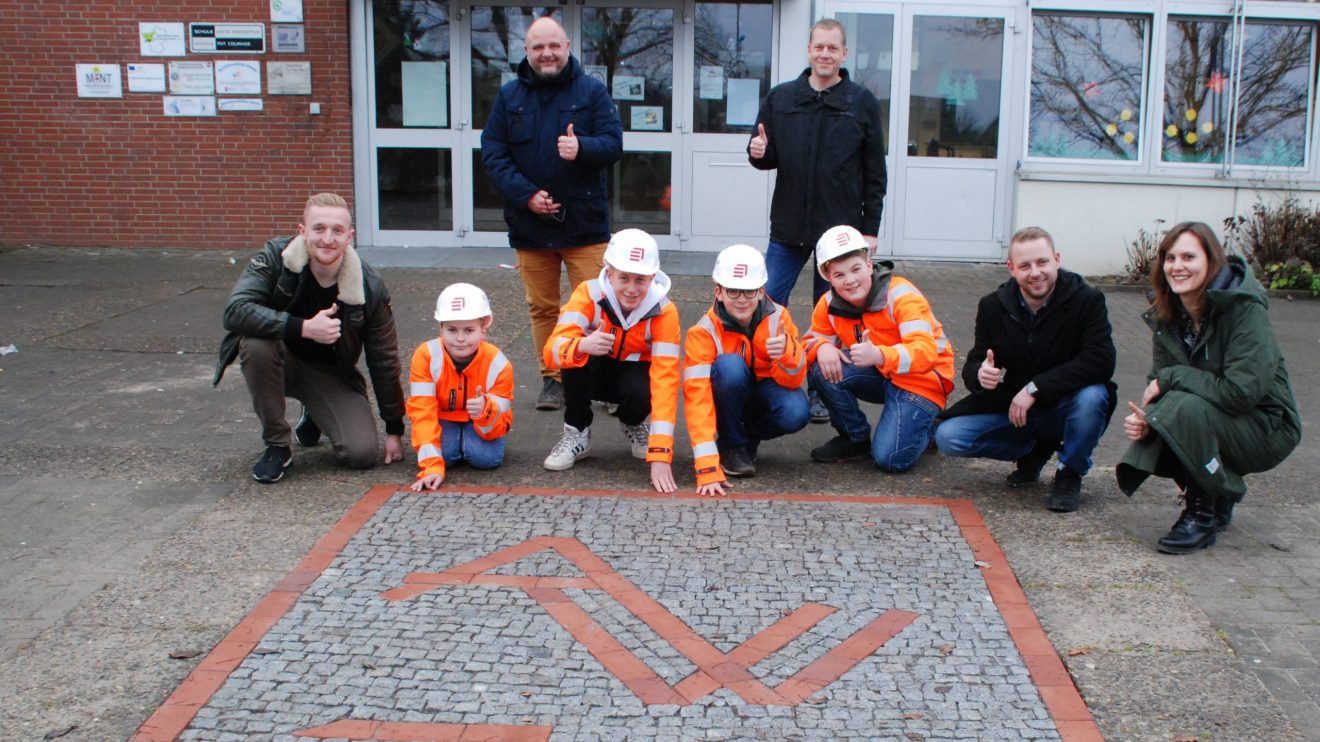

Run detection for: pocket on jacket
[[508, 113, 534, 143], [559, 100, 588, 136]]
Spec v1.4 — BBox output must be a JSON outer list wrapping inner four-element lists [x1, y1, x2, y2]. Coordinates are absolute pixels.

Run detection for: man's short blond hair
[[811, 18, 846, 47], [304, 192, 352, 221], [1008, 226, 1054, 258]]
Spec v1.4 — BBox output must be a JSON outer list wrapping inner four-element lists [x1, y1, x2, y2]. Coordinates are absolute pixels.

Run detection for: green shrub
[[1223, 197, 1320, 285]]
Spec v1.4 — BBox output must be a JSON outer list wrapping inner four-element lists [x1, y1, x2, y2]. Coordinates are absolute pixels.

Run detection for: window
[[374, 0, 452, 129], [581, 8, 675, 133], [1029, 13, 1146, 161], [1163, 17, 1313, 167], [692, 1, 773, 133]]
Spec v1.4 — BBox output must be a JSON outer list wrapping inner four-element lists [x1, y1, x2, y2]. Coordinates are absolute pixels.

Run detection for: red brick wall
[[0, 2, 354, 249]]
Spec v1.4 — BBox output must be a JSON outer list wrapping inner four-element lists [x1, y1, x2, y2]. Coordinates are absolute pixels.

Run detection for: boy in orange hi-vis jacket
[[683, 244, 809, 497], [406, 283, 514, 491], [542, 229, 682, 493], [804, 225, 955, 472]]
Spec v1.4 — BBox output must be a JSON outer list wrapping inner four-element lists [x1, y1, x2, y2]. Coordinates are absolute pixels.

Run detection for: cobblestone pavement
[[140, 489, 1089, 741]]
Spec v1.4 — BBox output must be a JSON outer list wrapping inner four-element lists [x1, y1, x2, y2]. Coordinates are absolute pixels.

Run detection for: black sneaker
[[253, 446, 292, 483], [721, 446, 756, 478], [1006, 439, 1056, 488], [808, 389, 830, 424], [1046, 466, 1082, 512], [536, 378, 565, 411], [294, 407, 321, 447], [811, 435, 870, 463]]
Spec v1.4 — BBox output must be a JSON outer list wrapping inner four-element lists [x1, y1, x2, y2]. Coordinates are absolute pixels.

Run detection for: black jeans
[[563, 356, 651, 431]]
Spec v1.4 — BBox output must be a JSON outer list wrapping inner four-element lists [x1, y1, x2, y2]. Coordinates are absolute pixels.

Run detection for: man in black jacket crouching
[[935, 227, 1117, 512]]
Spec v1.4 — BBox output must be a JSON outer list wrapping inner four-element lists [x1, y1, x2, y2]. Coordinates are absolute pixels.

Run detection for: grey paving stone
[[175, 493, 1064, 740]]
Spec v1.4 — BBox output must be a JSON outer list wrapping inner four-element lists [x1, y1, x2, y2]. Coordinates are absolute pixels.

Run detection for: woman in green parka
[[1117, 221, 1301, 554]]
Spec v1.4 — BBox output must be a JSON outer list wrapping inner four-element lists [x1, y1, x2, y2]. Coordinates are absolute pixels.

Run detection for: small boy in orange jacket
[[683, 244, 809, 497], [406, 283, 514, 490]]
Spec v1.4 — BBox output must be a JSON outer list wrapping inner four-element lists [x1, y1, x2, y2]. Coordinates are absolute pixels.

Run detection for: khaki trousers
[[239, 337, 379, 468], [516, 243, 607, 380]]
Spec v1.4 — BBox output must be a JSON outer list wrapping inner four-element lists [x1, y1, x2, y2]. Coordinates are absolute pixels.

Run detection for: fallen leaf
[[903, 712, 923, 720], [974, 560, 991, 568], [521, 691, 534, 697], [1067, 647, 1090, 656], [251, 647, 279, 655], [358, 659, 377, 670], [862, 521, 876, 527], [705, 584, 720, 592], [921, 477, 933, 484], [1269, 542, 1291, 552], [939, 644, 954, 656], [934, 685, 952, 693], [44, 727, 77, 740], [805, 693, 828, 705], [168, 649, 201, 659], [906, 733, 926, 741], [1173, 736, 1200, 742]]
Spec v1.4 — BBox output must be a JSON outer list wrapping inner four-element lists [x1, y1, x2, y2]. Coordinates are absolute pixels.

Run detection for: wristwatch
[[1025, 381, 1039, 397]]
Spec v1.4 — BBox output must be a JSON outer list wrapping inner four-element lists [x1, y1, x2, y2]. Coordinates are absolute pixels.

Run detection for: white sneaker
[[544, 424, 591, 471], [621, 421, 649, 460]]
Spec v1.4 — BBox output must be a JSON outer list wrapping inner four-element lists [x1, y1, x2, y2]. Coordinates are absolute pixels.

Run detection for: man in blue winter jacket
[[481, 17, 623, 412]]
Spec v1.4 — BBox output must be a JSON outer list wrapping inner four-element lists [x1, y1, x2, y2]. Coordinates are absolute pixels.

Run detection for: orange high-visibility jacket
[[804, 270, 955, 407], [682, 301, 807, 486], [406, 339, 514, 480], [544, 277, 682, 464]]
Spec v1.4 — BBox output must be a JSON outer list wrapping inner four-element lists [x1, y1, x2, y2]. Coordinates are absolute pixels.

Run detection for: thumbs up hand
[[558, 122, 580, 161], [765, 324, 787, 360], [848, 331, 884, 368], [978, 348, 1003, 390], [302, 303, 341, 345], [1124, 401, 1150, 441], [466, 386, 487, 418], [749, 123, 768, 159]]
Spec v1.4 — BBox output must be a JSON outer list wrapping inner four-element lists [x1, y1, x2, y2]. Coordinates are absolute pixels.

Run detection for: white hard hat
[[434, 282, 492, 322], [816, 225, 870, 277], [604, 228, 660, 276], [712, 244, 768, 290]]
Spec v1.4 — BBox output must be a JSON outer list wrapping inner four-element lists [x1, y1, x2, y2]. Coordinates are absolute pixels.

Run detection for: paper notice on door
[[726, 78, 760, 126], [402, 61, 447, 127], [699, 66, 724, 99]]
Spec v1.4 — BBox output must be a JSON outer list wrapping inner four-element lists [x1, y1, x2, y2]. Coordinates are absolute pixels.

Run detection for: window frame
[[1022, 0, 1320, 186]]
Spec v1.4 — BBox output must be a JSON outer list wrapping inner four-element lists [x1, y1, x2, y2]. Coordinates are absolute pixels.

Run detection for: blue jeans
[[765, 240, 829, 307], [808, 362, 940, 472], [440, 420, 505, 470], [710, 354, 810, 449], [933, 383, 1111, 475]]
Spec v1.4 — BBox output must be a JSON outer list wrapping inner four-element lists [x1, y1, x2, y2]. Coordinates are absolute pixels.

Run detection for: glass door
[[826, 1, 1020, 260], [365, 0, 461, 245]]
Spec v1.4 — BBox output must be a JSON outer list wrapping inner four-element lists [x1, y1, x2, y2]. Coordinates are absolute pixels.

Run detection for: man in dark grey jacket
[[213, 193, 405, 483], [748, 17, 887, 422], [934, 227, 1117, 512]]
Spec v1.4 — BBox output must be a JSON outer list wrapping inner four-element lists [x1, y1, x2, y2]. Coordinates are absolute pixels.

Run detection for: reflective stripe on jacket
[[544, 278, 682, 463], [682, 301, 806, 486], [804, 274, 955, 407], [406, 339, 515, 480]]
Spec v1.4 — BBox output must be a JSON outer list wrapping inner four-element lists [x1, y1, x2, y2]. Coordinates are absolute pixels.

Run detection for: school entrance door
[[825, 2, 1023, 260]]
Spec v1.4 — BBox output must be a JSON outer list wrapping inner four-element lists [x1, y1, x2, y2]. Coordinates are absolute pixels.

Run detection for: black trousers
[[562, 356, 651, 431]]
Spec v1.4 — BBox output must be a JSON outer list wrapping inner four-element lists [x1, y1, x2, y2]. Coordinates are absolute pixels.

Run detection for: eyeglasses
[[720, 287, 760, 299]]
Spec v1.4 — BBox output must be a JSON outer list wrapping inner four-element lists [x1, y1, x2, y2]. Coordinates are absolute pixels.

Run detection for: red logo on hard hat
[[835, 231, 851, 247], [629, 246, 646, 263], [732, 263, 748, 278], [451, 297, 465, 311]]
